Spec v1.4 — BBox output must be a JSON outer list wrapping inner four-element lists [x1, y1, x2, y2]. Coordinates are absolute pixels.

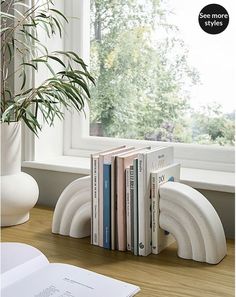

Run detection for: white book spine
[[138, 154, 146, 256], [91, 156, 93, 245], [126, 168, 131, 251], [133, 159, 138, 256], [129, 165, 134, 253], [98, 157, 104, 247], [92, 157, 99, 245], [151, 173, 158, 254]]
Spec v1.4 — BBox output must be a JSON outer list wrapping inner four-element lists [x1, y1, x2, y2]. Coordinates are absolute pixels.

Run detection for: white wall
[[198, 189, 234, 239], [34, 0, 65, 160], [22, 167, 83, 207]]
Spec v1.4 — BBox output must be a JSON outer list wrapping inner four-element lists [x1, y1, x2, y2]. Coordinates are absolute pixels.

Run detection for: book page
[[2, 263, 140, 297], [1, 243, 49, 290]]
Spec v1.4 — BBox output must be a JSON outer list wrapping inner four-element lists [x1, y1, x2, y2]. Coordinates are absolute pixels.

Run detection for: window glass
[[89, 0, 235, 146]]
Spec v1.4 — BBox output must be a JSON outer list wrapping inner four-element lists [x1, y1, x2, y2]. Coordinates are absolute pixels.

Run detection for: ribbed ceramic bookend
[[52, 176, 91, 238], [159, 182, 227, 264], [52, 175, 226, 264]]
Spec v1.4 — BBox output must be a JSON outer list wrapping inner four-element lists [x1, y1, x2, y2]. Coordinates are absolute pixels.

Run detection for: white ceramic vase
[[1, 122, 39, 226]]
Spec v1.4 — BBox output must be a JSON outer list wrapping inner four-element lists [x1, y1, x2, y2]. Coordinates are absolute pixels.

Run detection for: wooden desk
[[1, 206, 234, 297]]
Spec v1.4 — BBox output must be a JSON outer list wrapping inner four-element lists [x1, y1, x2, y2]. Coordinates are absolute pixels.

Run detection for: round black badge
[[198, 4, 229, 34]]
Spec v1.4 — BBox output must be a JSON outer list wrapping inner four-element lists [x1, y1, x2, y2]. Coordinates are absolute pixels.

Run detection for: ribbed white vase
[[1, 122, 39, 226]]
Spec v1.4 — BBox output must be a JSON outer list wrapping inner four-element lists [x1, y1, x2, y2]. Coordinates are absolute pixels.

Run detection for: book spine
[[116, 158, 126, 251], [92, 156, 99, 245], [111, 157, 116, 250], [133, 159, 139, 256], [138, 154, 146, 256], [91, 156, 93, 245], [130, 165, 134, 253], [98, 157, 104, 247], [146, 168, 152, 257], [126, 168, 131, 251], [151, 172, 158, 254], [103, 164, 111, 249]]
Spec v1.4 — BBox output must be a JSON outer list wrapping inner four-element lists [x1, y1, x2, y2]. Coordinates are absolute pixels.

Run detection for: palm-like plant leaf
[[1, 0, 95, 135]]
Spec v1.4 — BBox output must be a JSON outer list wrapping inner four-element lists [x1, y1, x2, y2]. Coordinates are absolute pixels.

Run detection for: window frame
[[61, 0, 234, 172], [21, 0, 233, 173]]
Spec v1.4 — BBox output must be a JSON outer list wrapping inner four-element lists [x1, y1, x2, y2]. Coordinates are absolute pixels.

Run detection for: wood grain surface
[[1, 206, 234, 297]]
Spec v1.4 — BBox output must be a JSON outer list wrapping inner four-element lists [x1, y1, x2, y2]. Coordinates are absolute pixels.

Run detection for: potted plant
[[0, 0, 95, 226]]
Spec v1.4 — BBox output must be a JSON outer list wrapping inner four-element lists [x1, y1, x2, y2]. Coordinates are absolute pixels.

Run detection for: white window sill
[[23, 156, 91, 175], [22, 156, 235, 194]]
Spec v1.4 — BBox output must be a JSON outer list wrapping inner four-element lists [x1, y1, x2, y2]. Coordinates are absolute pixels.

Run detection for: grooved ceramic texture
[[52, 176, 91, 238], [159, 181, 227, 264]]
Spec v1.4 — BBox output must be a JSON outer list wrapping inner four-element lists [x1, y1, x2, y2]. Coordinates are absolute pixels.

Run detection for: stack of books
[[91, 145, 180, 256]]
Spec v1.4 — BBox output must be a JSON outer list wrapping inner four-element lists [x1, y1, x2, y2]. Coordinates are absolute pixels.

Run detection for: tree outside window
[[89, 0, 235, 146]]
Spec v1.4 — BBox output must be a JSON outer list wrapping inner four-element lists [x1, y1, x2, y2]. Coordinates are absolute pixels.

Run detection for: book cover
[[151, 163, 180, 254], [138, 146, 174, 256], [103, 164, 111, 249]]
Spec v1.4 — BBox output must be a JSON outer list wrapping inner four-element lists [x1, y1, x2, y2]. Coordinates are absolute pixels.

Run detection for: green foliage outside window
[[89, 0, 234, 146]]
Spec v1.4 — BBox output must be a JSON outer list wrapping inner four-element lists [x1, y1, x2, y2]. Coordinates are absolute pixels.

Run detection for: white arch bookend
[[70, 201, 91, 238], [159, 182, 227, 264], [59, 190, 90, 235], [52, 176, 91, 238]]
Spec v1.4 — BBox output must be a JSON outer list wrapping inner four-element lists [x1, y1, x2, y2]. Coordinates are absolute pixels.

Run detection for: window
[[25, 0, 234, 171], [60, 0, 234, 171], [89, 0, 235, 146]]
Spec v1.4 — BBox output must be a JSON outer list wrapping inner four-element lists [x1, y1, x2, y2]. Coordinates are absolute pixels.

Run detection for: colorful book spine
[[98, 146, 127, 248], [116, 147, 150, 251], [92, 156, 99, 245], [116, 158, 126, 251], [110, 147, 135, 250], [111, 156, 117, 250], [126, 168, 131, 251], [103, 164, 111, 249]]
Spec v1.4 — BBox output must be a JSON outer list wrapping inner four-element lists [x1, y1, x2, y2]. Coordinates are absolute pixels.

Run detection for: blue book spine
[[103, 164, 111, 249]]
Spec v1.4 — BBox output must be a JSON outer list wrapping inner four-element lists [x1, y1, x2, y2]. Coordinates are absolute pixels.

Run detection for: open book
[[1, 242, 140, 297]]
